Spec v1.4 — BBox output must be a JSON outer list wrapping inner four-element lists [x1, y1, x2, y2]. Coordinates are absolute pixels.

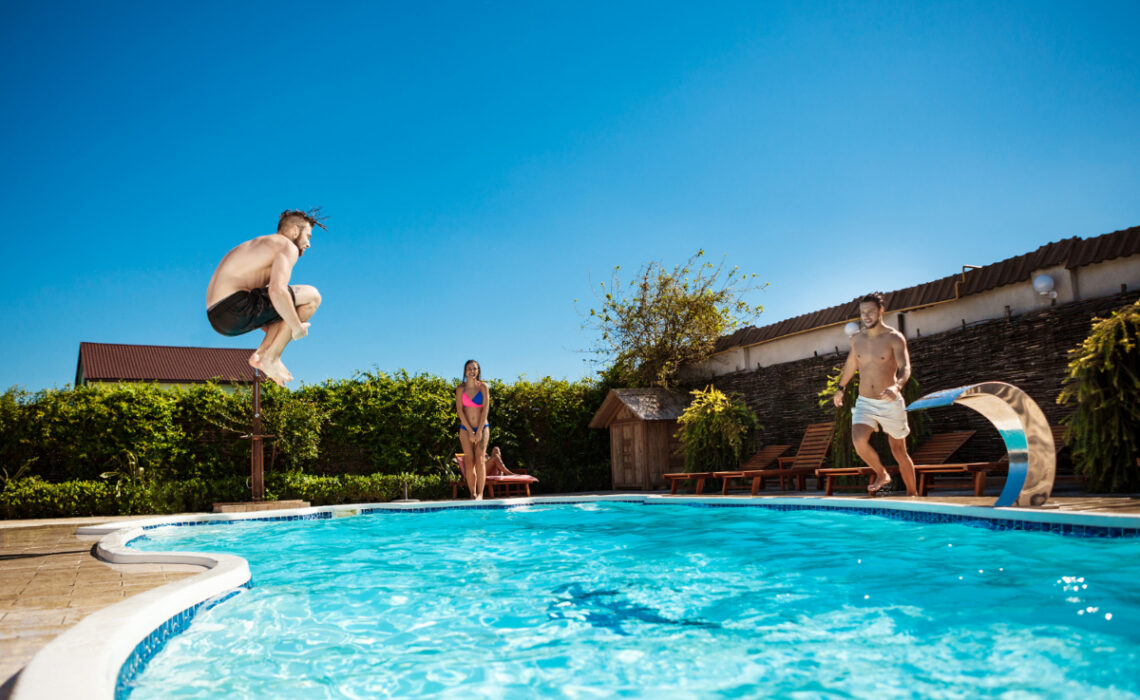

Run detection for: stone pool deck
[[0, 515, 204, 699], [2, 493, 1139, 698]]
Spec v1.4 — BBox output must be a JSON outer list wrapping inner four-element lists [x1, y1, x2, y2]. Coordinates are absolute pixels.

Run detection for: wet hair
[[463, 359, 482, 381], [860, 292, 886, 309], [277, 207, 328, 233]]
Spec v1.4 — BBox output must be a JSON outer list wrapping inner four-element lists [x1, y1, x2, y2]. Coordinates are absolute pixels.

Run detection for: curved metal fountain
[[907, 381, 1055, 507]]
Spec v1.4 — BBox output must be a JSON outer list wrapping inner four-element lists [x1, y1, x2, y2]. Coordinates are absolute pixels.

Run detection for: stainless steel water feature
[[907, 381, 1055, 507]]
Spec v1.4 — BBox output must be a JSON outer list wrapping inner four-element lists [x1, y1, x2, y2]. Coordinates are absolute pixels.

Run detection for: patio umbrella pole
[[249, 369, 273, 501]]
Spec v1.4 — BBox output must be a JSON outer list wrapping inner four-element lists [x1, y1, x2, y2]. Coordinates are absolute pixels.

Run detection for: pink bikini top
[[461, 389, 484, 408]]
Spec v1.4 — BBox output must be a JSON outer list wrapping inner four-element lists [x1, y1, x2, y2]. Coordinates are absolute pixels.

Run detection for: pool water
[[127, 502, 1140, 698]]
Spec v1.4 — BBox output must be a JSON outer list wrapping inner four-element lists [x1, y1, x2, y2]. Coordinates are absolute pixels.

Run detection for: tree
[[582, 250, 765, 387], [1058, 299, 1140, 492]]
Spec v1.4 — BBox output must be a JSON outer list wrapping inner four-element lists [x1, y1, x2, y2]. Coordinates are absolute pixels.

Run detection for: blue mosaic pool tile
[[667, 499, 1140, 537], [360, 499, 645, 516], [114, 585, 250, 700], [140, 510, 331, 531]]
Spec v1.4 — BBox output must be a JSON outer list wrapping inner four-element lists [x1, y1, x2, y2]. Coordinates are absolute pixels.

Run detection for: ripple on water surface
[[128, 503, 1140, 698]]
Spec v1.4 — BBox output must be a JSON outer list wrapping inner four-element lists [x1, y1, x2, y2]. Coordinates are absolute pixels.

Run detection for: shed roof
[[715, 225, 1140, 352], [588, 388, 690, 429], [77, 342, 259, 385]]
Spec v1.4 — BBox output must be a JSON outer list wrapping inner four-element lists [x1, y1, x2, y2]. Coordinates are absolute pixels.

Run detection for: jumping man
[[832, 292, 918, 496], [206, 208, 325, 387]]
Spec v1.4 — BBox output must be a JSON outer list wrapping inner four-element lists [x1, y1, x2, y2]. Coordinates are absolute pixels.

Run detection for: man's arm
[[881, 333, 912, 400], [266, 243, 307, 338], [833, 341, 858, 407]]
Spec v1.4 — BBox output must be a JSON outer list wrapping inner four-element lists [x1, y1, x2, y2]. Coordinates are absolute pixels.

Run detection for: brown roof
[[77, 342, 259, 385], [716, 225, 1140, 352], [588, 388, 690, 429]]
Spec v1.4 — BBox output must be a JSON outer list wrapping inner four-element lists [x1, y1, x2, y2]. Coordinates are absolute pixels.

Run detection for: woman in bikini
[[456, 359, 490, 500]]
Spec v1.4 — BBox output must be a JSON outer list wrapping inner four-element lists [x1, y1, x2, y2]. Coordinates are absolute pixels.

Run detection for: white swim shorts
[[851, 395, 911, 438]]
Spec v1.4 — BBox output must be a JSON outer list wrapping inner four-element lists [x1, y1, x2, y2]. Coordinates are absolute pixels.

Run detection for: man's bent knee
[[292, 284, 321, 308]]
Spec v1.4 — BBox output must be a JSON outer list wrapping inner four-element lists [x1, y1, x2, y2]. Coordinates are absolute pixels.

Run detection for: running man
[[832, 292, 918, 496], [206, 208, 325, 386]]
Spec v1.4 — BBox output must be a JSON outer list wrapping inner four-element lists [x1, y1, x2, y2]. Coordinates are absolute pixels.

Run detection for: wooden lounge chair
[[451, 453, 538, 499], [741, 422, 835, 494], [814, 430, 976, 496], [710, 444, 793, 494], [662, 470, 717, 495], [914, 425, 1066, 497]]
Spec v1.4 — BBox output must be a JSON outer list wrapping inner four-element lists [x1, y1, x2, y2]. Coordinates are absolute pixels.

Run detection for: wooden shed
[[589, 388, 689, 490]]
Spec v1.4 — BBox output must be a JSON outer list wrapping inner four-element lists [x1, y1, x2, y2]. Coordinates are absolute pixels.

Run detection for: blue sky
[[3, 1, 1138, 391]]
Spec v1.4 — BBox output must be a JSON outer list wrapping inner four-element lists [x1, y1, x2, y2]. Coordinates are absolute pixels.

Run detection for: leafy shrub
[[1058, 299, 1140, 492], [675, 386, 758, 472], [303, 370, 457, 475], [27, 384, 186, 482], [1, 477, 117, 518]]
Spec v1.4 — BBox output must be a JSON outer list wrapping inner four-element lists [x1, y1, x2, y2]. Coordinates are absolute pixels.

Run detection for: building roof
[[76, 342, 259, 385], [715, 225, 1140, 352], [588, 388, 690, 429]]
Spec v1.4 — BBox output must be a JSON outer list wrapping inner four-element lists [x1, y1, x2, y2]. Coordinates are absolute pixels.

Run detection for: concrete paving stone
[[27, 573, 78, 586], [23, 583, 76, 595], [67, 595, 125, 608], [74, 579, 121, 586], [123, 576, 173, 586], [0, 561, 45, 572], [33, 563, 82, 573], [10, 597, 74, 611], [16, 627, 65, 640], [3, 612, 66, 629]]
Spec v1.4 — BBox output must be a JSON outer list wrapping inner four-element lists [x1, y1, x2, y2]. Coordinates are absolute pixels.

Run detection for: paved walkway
[[0, 516, 203, 699], [2, 493, 1138, 697]]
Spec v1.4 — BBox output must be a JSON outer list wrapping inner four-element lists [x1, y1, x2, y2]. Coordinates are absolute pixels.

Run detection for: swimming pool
[[118, 501, 1140, 698]]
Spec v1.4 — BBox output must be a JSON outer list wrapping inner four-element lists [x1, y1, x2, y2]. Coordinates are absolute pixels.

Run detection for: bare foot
[[249, 353, 288, 386], [266, 356, 294, 384], [868, 473, 892, 493]]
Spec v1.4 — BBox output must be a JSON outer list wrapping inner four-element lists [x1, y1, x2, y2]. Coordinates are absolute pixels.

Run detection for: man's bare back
[[207, 236, 293, 306], [206, 209, 324, 387]]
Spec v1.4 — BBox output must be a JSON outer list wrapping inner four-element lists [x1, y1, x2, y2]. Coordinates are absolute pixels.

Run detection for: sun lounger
[[662, 471, 717, 495], [710, 444, 793, 494], [737, 422, 835, 493], [914, 425, 1066, 496], [451, 453, 538, 499], [814, 430, 976, 496]]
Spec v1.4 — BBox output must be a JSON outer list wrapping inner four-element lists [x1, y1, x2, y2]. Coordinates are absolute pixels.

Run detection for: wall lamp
[[1033, 274, 1058, 299]]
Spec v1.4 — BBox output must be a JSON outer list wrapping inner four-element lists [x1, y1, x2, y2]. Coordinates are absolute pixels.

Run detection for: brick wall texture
[[707, 290, 1140, 465]]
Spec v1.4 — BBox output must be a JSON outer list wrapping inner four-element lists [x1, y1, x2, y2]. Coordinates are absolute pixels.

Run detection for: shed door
[[610, 422, 644, 489]]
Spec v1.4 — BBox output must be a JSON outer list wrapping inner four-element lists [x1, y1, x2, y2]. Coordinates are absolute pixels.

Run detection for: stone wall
[[708, 290, 1140, 464]]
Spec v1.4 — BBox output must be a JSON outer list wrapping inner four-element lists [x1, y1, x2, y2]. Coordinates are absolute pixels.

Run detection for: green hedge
[[0, 473, 454, 519], [0, 372, 612, 516]]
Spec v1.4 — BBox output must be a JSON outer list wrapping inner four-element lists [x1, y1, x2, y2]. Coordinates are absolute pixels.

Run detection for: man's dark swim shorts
[[207, 287, 295, 336]]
